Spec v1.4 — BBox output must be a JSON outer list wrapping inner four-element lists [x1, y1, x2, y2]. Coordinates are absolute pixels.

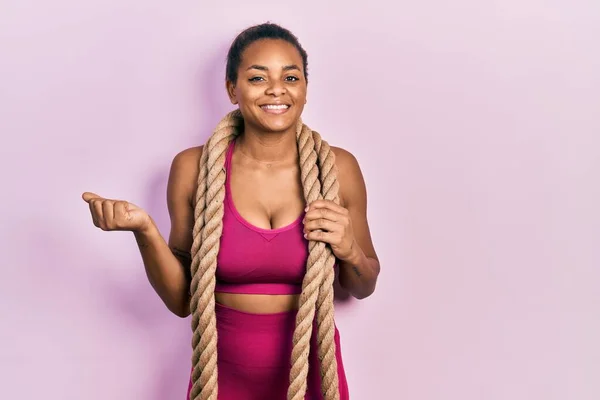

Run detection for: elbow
[[340, 278, 378, 300], [354, 291, 372, 300], [352, 283, 377, 300], [173, 307, 191, 318], [168, 296, 191, 318]]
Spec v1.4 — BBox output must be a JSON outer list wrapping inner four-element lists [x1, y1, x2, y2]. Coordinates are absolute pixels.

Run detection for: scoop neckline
[[225, 140, 305, 235]]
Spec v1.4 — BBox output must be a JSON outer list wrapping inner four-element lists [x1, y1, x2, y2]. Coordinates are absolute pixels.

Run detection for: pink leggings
[[186, 302, 349, 400]]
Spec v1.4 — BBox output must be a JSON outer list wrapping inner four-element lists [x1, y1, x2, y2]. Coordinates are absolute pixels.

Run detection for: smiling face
[[226, 39, 308, 133]]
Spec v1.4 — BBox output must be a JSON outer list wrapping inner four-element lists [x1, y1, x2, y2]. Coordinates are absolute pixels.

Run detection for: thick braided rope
[[287, 122, 340, 400], [312, 130, 341, 400], [189, 110, 243, 400], [188, 110, 340, 400]]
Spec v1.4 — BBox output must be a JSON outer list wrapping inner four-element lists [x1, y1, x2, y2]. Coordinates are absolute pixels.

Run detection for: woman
[[82, 23, 380, 400]]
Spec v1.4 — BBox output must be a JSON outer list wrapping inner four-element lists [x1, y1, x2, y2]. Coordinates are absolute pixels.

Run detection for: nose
[[265, 80, 286, 96]]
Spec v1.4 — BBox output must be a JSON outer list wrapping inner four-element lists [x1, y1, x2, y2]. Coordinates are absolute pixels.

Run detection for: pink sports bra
[[214, 139, 309, 295]]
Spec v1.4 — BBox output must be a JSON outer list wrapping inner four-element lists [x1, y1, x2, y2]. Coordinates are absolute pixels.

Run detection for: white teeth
[[263, 104, 289, 110]]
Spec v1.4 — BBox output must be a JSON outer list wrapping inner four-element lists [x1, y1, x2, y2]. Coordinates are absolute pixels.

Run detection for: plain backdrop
[[1, 1, 599, 399]]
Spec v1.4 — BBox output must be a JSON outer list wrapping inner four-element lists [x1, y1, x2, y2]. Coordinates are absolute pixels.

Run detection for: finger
[[304, 206, 347, 224], [89, 206, 100, 228], [103, 200, 115, 229], [304, 218, 339, 234], [306, 200, 348, 217], [305, 229, 339, 245], [82, 192, 103, 203], [92, 200, 106, 230], [113, 201, 129, 228], [87, 199, 100, 227]]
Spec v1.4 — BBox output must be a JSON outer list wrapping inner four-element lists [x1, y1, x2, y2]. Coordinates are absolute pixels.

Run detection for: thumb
[[82, 192, 102, 203]]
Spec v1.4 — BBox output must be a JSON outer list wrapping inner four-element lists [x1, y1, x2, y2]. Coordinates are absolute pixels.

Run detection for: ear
[[226, 80, 238, 105], [304, 82, 308, 104]]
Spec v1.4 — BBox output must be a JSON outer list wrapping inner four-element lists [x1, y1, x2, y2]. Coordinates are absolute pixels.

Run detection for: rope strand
[[189, 110, 340, 400]]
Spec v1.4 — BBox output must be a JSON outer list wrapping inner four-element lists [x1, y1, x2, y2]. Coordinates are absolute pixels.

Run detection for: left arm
[[303, 147, 380, 299]]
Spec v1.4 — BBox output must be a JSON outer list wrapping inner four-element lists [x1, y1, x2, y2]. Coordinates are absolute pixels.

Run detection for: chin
[[265, 120, 296, 133], [260, 114, 299, 133]]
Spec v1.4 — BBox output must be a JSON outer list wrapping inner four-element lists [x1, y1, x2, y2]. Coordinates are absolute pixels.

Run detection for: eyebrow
[[246, 64, 301, 72]]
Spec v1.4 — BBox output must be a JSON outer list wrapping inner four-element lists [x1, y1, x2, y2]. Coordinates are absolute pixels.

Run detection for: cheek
[[292, 87, 308, 104], [236, 88, 261, 107]]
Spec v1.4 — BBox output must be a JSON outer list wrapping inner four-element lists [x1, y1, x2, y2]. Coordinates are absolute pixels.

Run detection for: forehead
[[240, 39, 303, 68]]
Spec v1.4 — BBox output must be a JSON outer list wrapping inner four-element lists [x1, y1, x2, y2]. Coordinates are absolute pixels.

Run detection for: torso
[[188, 137, 310, 314]]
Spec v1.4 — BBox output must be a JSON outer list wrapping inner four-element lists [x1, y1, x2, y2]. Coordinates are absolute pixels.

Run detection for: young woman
[[83, 23, 380, 400]]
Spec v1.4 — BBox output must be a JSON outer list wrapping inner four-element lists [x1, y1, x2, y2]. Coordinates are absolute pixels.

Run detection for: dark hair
[[225, 22, 309, 84]]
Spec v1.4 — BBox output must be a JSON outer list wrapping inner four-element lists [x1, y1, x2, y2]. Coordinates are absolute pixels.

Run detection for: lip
[[260, 103, 291, 115], [259, 102, 291, 107]]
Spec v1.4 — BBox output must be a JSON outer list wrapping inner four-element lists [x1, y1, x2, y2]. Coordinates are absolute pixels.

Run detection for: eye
[[249, 76, 265, 82], [285, 76, 299, 82]]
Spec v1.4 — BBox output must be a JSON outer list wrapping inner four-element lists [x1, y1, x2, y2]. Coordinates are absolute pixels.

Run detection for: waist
[[215, 281, 302, 295], [215, 292, 301, 314]]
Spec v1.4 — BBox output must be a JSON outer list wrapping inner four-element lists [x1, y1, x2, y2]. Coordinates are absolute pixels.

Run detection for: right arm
[[133, 147, 201, 318], [83, 146, 202, 317]]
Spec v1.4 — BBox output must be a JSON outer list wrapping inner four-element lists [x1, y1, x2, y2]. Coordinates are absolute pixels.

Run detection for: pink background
[[1, 1, 599, 399]]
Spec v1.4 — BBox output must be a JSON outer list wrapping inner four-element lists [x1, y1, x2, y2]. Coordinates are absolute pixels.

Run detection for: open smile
[[260, 104, 291, 114]]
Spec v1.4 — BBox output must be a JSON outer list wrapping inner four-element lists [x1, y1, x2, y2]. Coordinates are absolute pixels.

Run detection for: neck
[[236, 123, 299, 164]]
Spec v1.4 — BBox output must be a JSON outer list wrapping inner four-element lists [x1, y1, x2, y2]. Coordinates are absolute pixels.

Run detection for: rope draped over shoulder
[[188, 109, 341, 400]]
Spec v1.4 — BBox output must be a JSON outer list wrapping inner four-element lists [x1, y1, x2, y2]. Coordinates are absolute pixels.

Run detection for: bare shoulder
[[331, 146, 361, 173], [172, 145, 203, 168], [330, 146, 367, 209]]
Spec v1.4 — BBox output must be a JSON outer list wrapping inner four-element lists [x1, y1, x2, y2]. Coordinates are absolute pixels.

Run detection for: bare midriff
[[215, 293, 300, 314]]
